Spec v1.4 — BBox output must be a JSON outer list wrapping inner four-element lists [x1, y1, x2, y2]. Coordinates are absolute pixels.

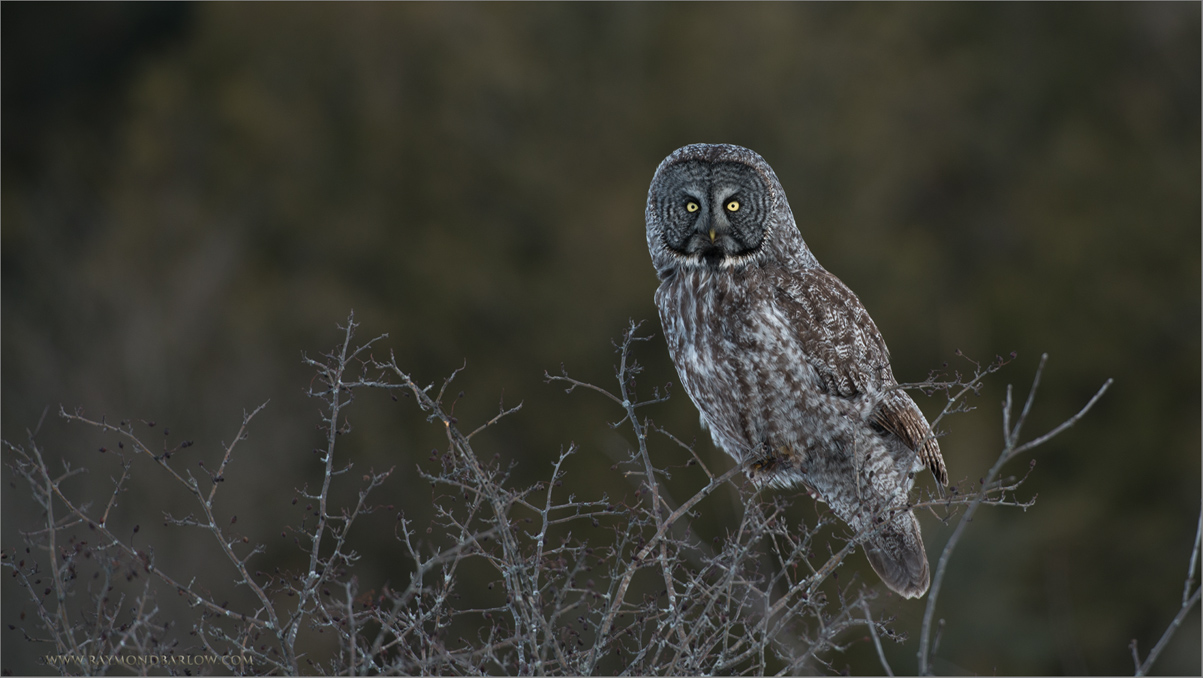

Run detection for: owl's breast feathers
[[657, 265, 947, 486]]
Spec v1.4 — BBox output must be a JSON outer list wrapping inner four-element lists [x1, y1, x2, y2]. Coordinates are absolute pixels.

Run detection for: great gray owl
[[645, 143, 947, 599]]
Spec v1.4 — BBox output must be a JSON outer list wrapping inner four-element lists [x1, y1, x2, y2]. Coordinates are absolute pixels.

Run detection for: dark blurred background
[[2, 3, 1199, 675]]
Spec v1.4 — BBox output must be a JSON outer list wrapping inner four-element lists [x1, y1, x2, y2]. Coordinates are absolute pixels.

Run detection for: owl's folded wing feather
[[871, 393, 948, 485], [775, 268, 947, 485]]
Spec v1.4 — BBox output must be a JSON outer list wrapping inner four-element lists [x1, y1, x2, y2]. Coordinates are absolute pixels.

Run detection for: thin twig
[[862, 599, 894, 677], [917, 357, 1110, 674], [1185, 508, 1203, 608], [1132, 505, 1203, 676]]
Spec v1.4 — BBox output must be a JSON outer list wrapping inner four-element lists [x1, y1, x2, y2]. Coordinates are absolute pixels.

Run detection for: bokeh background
[[3, 3, 1199, 675]]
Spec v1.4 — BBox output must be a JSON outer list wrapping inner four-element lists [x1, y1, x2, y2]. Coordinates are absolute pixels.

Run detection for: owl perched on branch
[[645, 143, 946, 598]]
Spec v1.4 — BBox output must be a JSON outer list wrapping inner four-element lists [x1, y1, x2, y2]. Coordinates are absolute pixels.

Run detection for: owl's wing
[[872, 392, 947, 485], [775, 268, 948, 485]]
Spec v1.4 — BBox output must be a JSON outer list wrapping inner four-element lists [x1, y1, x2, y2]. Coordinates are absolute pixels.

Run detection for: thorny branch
[[1129, 507, 1203, 676], [2, 315, 1135, 676], [916, 354, 1112, 675]]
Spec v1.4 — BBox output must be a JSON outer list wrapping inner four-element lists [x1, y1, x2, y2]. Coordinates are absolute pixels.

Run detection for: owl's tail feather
[[863, 511, 930, 599]]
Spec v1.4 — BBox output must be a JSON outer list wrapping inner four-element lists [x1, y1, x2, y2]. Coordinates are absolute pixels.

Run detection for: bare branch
[[918, 357, 1111, 674], [1131, 505, 1203, 676], [4, 318, 1125, 676]]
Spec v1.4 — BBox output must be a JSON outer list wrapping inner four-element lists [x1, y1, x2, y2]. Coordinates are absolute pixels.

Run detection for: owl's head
[[645, 143, 814, 278]]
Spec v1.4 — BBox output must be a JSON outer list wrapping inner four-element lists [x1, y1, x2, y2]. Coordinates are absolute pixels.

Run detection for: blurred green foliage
[[2, 3, 1198, 674]]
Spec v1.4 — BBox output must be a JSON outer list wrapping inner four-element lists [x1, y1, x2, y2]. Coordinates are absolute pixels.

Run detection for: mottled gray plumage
[[646, 143, 946, 598]]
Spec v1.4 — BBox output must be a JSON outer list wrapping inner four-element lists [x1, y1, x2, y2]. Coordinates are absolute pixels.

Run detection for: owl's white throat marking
[[665, 238, 764, 272]]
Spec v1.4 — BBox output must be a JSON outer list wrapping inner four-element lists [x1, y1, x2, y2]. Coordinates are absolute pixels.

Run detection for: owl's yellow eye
[[686, 201, 700, 213], [726, 200, 740, 212]]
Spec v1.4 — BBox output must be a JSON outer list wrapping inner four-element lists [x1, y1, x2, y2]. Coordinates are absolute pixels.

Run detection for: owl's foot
[[748, 445, 807, 488]]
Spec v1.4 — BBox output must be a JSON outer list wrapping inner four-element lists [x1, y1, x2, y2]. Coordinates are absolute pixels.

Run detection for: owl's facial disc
[[659, 161, 769, 269], [685, 194, 744, 267]]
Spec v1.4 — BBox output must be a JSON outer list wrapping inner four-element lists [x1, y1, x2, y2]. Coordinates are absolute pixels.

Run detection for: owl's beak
[[708, 229, 717, 243]]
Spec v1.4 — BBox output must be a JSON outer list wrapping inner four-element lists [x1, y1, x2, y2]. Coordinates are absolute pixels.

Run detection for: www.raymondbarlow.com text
[[44, 654, 254, 668]]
